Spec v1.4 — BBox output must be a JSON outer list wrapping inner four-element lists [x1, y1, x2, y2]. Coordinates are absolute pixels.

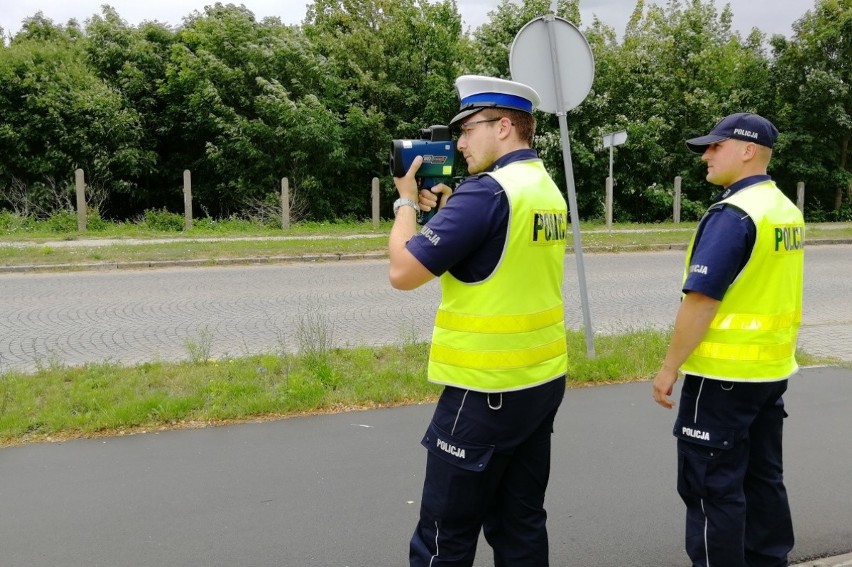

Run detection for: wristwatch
[[393, 197, 419, 216]]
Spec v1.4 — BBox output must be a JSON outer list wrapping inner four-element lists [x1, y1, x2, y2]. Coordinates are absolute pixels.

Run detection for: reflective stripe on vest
[[434, 304, 564, 334], [431, 338, 568, 370], [427, 160, 568, 392], [680, 181, 804, 381]]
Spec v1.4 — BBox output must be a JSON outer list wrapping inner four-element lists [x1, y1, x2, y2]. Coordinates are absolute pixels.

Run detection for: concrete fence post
[[281, 177, 290, 229], [605, 176, 613, 231], [74, 168, 87, 232], [372, 177, 380, 229], [673, 176, 682, 224], [797, 182, 805, 213], [183, 169, 193, 230]]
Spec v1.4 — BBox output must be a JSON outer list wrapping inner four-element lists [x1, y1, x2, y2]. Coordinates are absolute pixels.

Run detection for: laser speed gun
[[389, 125, 455, 223]]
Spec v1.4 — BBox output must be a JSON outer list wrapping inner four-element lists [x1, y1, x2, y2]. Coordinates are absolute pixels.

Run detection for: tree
[[304, 0, 467, 215], [0, 16, 150, 215], [84, 6, 174, 215], [772, 0, 852, 214], [3, 0, 844, 223], [155, 3, 346, 217], [464, 1, 609, 216], [467, 0, 581, 78], [582, 0, 776, 220]]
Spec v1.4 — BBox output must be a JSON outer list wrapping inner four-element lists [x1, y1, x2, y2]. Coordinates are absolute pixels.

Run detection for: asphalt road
[[1, 244, 850, 373], [0, 367, 849, 566]]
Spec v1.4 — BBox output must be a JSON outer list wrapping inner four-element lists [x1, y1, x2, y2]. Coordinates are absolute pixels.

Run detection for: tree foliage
[[0, 13, 151, 213], [303, 0, 466, 209], [772, 0, 852, 213], [0, 0, 846, 222]]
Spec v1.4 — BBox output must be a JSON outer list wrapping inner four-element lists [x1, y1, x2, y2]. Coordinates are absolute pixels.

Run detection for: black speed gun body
[[390, 125, 455, 223]]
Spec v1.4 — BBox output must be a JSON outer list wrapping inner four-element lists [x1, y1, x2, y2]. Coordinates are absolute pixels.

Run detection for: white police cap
[[450, 75, 541, 127]]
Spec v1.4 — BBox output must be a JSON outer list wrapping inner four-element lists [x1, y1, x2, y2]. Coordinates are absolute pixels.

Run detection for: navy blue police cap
[[686, 112, 779, 154], [450, 75, 541, 127]]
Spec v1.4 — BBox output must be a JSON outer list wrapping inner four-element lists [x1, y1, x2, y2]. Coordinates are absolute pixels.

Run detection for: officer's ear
[[744, 142, 772, 167], [741, 142, 758, 162]]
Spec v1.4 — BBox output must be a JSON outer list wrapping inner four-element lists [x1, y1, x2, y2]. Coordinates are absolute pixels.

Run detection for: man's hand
[[389, 154, 434, 291], [651, 291, 720, 410], [393, 155, 422, 201], [652, 368, 678, 409], [419, 183, 453, 212]]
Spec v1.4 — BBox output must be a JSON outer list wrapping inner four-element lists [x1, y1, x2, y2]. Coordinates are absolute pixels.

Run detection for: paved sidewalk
[[0, 233, 388, 249], [0, 222, 848, 252]]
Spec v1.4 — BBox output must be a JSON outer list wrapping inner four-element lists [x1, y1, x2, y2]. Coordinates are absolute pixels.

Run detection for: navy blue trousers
[[409, 377, 565, 567], [675, 375, 794, 567]]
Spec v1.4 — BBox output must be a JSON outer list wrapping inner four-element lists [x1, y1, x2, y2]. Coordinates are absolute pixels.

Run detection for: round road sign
[[509, 16, 595, 114]]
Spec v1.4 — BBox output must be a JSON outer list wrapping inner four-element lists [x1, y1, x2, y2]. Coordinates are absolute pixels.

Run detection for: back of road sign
[[509, 16, 594, 114], [510, 14, 598, 357]]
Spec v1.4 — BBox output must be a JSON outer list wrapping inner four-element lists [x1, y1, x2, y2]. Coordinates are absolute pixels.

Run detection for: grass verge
[[0, 329, 842, 448], [2, 221, 850, 270]]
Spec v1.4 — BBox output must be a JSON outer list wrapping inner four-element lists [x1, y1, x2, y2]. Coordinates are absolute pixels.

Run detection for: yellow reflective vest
[[681, 181, 805, 382], [427, 159, 569, 392]]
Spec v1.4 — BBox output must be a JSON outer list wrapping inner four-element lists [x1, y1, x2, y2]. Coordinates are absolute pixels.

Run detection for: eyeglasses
[[458, 117, 502, 137]]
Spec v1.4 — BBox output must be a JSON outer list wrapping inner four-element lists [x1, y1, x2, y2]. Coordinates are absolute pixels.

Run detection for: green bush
[[142, 208, 184, 232], [679, 197, 707, 222], [805, 200, 852, 223], [242, 193, 286, 229], [193, 215, 261, 232], [86, 208, 109, 232], [829, 204, 852, 222], [46, 210, 78, 233], [0, 211, 37, 234]]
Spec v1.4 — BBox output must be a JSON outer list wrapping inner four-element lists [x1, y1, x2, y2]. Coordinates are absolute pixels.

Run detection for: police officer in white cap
[[389, 75, 569, 566]]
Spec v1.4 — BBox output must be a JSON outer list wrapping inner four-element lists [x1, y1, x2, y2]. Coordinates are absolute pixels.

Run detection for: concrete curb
[[792, 552, 852, 566], [0, 251, 389, 274]]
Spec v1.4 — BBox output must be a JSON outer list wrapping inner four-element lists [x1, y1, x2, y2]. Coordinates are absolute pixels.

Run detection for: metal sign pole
[[602, 130, 628, 233], [511, 12, 597, 358], [609, 144, 614, 181], [544, 14, 596, 358]]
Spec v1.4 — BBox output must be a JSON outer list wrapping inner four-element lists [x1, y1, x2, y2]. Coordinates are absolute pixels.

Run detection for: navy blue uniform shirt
[[683, 175, 769, 300], [406, 149, 539, 283]]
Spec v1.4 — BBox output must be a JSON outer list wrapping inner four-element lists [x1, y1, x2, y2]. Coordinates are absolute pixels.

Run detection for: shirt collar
[[716, 174, 771, 201], [486, 148, 538, 172]]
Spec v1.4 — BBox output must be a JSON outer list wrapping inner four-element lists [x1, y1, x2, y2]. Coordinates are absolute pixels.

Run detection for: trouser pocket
[[674, 416, 745, 501], [421, 421, 495, 472]]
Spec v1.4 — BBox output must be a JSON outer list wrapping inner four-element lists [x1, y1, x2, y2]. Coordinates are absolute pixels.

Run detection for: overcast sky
[[1, 0, 811, 40]]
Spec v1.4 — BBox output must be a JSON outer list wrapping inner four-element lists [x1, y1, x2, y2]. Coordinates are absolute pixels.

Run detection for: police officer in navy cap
[[388, 75, 569, 566], [653, 112, 804, 567]]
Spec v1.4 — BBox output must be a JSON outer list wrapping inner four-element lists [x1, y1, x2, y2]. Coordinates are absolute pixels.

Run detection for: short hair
[[481, 108, 537, 147]]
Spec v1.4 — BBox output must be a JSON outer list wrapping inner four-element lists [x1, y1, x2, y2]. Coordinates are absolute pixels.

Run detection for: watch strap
[[393, 197, 419, 215]]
